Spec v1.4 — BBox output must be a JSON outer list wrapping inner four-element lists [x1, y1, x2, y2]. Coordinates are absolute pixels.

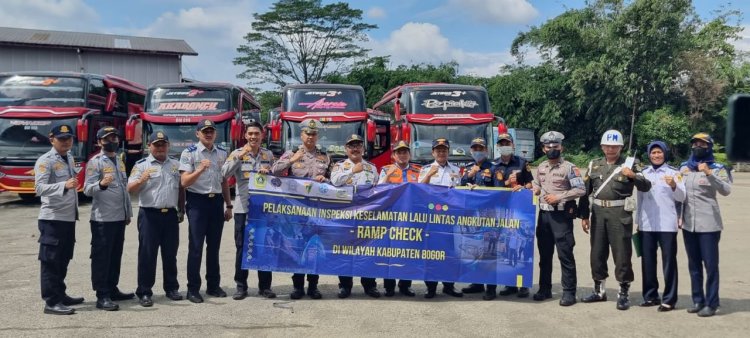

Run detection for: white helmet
[[600, 129, 624, 146]]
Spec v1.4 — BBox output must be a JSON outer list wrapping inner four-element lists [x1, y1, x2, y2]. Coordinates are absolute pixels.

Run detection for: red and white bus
[[0, 72, 145, 201]]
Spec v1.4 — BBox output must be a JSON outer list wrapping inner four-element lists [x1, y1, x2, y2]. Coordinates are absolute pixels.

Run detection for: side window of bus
[[87, 79, 107, 111]]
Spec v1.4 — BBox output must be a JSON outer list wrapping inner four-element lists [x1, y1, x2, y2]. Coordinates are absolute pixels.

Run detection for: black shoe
[[616, 294, 631, 310], [61, 295, 84, 306], [290, 288, 305, 300], [533, 290, 552, 301], [640, 299, 661, 307], [258, 289, 277, 299], [384, 289, 396, 297], [581, 292, 607, 303], [697, 306, 717, 317], [187, 291, 204, 303], [165, 290, 183, 301], [687, 303, 704, 314], [139, 295, 153, 307], [399, 287, 416, 297], [498, 286, 518, 296], [232, 288, 248, 300], [483, 290, 497, 301], [559, 293, 577, 306], [338, 287, 352, 299], [44, 303, 75, 315], [518, 287, 530, 298], [206, 287, 227, 298], [424, 290, 436, 299], [365, 288, 381, 298], [110, 290, 135, 301], [442, 287, 463, 297], [657, 304, 673, 312], [96, 298, 120, 311], [461, 284, 485, 294], [307, 287, 322, 299]]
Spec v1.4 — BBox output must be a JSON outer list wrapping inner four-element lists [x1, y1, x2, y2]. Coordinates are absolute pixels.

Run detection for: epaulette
[[186, 145, 197, 152], [709, 162, 725, 169], [136, 158, 147, 164], [666, 165, 678, 171], [216, 145, 226, 152]]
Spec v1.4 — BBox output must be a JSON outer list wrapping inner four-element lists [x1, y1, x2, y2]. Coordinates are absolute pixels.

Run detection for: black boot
[[616, 282, 631, 310], [581, 280, 607, 303]]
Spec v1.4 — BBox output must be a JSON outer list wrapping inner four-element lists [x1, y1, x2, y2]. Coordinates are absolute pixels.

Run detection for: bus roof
[[0, 71, 146, 94], [281, 83, 364, 91], [374, 83, 487, 108]]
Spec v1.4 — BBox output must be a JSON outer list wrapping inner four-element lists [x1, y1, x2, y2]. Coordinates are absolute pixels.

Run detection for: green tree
[[234, 0, 376, 88], [634, 106, 692, 159]]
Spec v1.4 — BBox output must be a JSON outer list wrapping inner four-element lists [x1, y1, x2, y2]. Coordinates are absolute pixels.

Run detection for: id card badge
[[149, 166, 162, 178], [241, 163, 253, 171]]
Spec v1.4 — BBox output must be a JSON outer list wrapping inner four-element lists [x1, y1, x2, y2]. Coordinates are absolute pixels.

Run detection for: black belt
[[187, 191, 222, 198], [141, 207, 177, 213]]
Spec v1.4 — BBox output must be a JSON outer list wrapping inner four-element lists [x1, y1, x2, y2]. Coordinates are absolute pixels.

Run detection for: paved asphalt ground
[[0, 174, 748, 337]]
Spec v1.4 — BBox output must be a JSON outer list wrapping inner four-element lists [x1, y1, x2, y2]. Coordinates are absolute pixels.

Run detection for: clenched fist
[[199, 159, 211, 172], [352, 162, 364, 174], [64, 178, 78, 190], [100, 173, 114, 187]]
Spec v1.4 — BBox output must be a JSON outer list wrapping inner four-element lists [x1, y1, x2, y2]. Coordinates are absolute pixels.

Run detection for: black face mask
[[102, 142, 119, 153], [692, 147, 708, 159], [546, 149, 561, 159]]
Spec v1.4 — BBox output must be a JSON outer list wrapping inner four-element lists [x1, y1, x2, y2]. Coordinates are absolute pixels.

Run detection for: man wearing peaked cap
[[300, 118, 319, 134], [128, 130, 186, 306]]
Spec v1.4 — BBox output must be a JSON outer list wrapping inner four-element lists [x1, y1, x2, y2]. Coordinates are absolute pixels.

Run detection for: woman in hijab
[[679, 133, 732, 317], [636, 141, 685, 312]]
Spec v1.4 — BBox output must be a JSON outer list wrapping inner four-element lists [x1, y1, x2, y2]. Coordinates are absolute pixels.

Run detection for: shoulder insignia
[[526, 163, 531, 171], [186, 145, 197, 152], [343, 161, 352, 170], [37, 163, 47, 174], [216, 144, 226, 151], [136, 158, 146, 164], [573, 167, 581, 177]]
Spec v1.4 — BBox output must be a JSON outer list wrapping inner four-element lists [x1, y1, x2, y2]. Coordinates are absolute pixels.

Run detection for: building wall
[[0, 45, 181, 86]]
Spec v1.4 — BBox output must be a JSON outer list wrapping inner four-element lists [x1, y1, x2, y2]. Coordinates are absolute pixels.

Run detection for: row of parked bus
[[0, 71, 534, 201]]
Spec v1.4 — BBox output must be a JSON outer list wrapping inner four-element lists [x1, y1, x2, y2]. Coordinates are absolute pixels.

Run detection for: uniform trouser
[[136, 208, 180, 297], [589, 205, 634, 283], [424, 282, 455, 292], [233, 213, 272, 291], [38, 220, 76, 306], [537, 210, 577, 293], [292, 274, 319, 289], [338, 276, 376, 290], [641, 231, 678, 306], [683, 230, 721, 309], [186, 192, 225, 292], [383, 279, 412, 291], [90, 220, 126, 299]]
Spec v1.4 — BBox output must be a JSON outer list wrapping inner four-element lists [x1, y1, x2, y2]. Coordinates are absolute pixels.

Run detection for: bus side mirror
[[104, 88, 117, 113], [230, 119, 241, 141], [401, 123, 411, 143], [727, 94, 750, 161], [367, 120, 376, 142], [125, 116, 138, 142], [271, 121, 281, 141], [76, 119, 89, 142], [394, 100, 401, 120]]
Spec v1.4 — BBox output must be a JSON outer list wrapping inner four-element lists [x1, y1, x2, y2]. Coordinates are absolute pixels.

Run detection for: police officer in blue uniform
[[127, 131, 186, 307], [84, 126, 134, 311], [221, 121, 277, 300], [179, 119, 232, 303], [34, 124, 84, 315]]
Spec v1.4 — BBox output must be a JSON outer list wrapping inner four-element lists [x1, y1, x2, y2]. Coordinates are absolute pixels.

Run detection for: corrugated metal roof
[[0, 26, 198, 56]]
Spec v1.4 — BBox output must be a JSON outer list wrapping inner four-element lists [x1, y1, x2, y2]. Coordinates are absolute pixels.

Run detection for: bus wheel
[[18, 193, 39, 203]]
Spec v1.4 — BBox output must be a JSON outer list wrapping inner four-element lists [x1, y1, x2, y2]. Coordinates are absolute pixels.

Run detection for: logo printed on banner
[[270, 177, 282, 187], [304, 182, 313, 194], [318, 184, 329, 194], [254, 174, 267, 188]]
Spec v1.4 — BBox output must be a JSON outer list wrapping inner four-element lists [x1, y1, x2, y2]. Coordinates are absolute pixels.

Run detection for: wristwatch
[[226, 205, 233, 209]]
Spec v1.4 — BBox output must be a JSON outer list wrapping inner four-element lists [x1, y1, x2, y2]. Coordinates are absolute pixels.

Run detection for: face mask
[[102, 142, 119, 153], [692, 147, 708, 159], [498, 146, 514, 156], [471, 151, 488, 163], [546, 149, 561, 159]]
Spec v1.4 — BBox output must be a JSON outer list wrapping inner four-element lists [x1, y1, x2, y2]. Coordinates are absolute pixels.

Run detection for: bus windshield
[[0, 76, 85, 107], [0, 117, 81, 159], [410, 123, 491, 164], [410, 89, 489, 114], [286, 89, 365, 112], [283, 120, 364, 157], [147, 87, 231, 115], [144, 121, 230, 156]]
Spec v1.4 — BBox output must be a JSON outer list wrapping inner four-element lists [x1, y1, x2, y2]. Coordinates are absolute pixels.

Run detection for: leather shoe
[[364, 288, 381, 298], [483, 290, 497, 301], [533, 290, 552, 301], [657, 304, 673, 312], [307, 287, 322, 299], [559, 293, 576, 306], [187, 291, 204, 303], [517, 287, 530, 298], [616, 295, 631, 310], [290, 288, 305, 300], [258, 289, 277, 299], [96, 298, 120, 311], [337, 287, 352, 299], [165, 290, 183, 301], [232, 288, 248, 300], [498, 286, 518, 296], [399, 287, 416, 297], [44, 303, 75, 315], [61, 295, 84, 306], [442, 287, 463, 297], [687, 303, 704, 314], [461, 284, 485, 294], [384, 289, 396, 297], [139, 295, 153, 307], [697, 306, 717, 317], [206, 287, 227, 298], [640, 299, 660, 307], [110, 290, 135, 301], [581, 292, 607, 303], [424, 290, 436, 299]]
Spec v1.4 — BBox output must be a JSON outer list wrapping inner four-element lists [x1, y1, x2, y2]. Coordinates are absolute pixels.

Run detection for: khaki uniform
[[272, 147, 330, 179]]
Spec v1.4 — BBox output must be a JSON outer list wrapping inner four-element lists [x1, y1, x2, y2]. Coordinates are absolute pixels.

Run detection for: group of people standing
[[34, 120, 731, 318]]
